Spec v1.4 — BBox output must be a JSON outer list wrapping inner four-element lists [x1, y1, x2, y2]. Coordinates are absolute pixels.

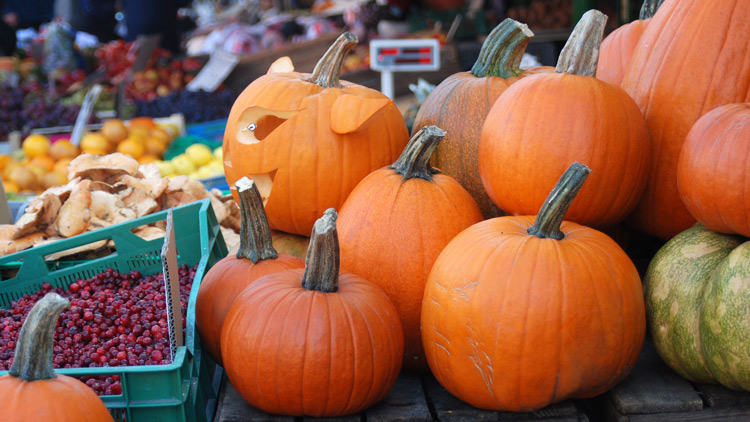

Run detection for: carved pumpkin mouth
[[228, 169, 277, 205]]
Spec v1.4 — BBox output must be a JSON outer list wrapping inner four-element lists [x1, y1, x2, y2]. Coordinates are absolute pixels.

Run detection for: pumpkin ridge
[[345, 291, 379, 411], [336, 293, 360, 414]]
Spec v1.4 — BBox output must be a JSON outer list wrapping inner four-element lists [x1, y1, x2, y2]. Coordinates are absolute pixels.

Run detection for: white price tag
[[186, 50, 240, 93], [160, 210, 184, 361]]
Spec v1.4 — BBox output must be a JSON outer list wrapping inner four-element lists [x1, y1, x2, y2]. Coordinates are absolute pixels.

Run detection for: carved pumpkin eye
[[246, 123, 257, 132], [236, 106, 300, 145]]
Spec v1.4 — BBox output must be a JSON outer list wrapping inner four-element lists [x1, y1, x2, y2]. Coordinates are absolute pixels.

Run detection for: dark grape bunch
[[0, 86, 26, 142], [0, 265, 198, 396], [134, 89, 238, 123]]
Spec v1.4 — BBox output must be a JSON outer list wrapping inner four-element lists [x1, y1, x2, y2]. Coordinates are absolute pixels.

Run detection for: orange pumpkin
[[596, 0, 664, 86], [196, 177, 304, 366], [479, 10, 650, 229], [223, 32, 409, 236], [412, 19, 551, 218], [221, 209, 403, 416], [0, 293, 114, 422], [622, 0, 750, 240], [338, 126, 483, 370], [677, 103, 750, 237], [421, 163, 646, 411]]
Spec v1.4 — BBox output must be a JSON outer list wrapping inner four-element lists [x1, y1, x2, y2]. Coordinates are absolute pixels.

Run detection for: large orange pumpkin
[[338, 126, 483, 370], [677, 103, 750, 237], [221, 209, 404, 417], [622, 0, 750, 240], [421, 163, 646, 411], [223, 32, 409, 236], [196, 177, 304, 366], [412, 19, 551, 218], [0, 293, 114, 422], [479, 10, 650, 229], [596, 0, 664, 86]]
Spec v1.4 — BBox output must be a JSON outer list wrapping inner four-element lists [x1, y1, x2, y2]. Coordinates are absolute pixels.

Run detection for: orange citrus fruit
[[144, 136, 168, 156], [138, 154, 159, 164], [22, 134, 51, 159], [101, 119, 129, 144], [10, 166, 38, 191], [0, 154, 13, 171], [3, 162, 21, 181], [149, 127, 171, 144], [29, 156, 55, 172], [42, 171, 68, 189], [2, 180, 19, 193], [117, 138, 145, 159], [81, 133, 111, 155], [53, 157, 73, 175], [129, 116, 156, 130], [127, 126, 149, 142], [49, 140, 80, 161]]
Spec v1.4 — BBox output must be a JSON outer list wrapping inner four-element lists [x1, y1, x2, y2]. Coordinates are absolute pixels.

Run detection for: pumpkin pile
[[195, 0, 750, 417]]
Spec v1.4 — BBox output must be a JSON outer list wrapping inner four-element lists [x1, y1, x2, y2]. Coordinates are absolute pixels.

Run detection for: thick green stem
[[236, 177, 278, 263], [640, 0, 665, 19], [10, 293, 70, 381], [301, 209, 339, 293], [555, 10, 607, 77], [307, 32, 358, 88], [470, 18, 534, 78], [527, 162, 591, 240], [389, 126, 445, 181]]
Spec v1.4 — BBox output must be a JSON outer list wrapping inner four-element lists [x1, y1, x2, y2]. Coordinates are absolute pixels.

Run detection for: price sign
[[160, 210, 184, 361], [186, 50, 240, 93], [369, 39, 441, 98]]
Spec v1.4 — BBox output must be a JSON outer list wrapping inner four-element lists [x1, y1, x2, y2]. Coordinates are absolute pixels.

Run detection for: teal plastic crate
[[0, 199, 228, 422]]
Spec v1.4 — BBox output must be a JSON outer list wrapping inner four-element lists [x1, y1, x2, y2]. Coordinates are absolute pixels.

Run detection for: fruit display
[[134, 89, 237, 124], [154, 143, 224, 181], [506, 0, 572, 30]]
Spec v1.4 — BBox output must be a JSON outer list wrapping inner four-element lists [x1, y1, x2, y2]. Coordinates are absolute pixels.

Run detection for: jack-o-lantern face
[[224, 33, 409, 236]]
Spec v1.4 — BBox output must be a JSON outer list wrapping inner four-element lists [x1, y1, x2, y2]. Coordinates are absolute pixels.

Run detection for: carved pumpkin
[[479, 11, 650, 228], [196, 177, 304, 366], [596, 0, 664, 86], [221, 209, 404, 417], [677, 103, 750, 237], [223, 32, 409, 236], [0, 293, 114, 422], [338, 126, 483, 370], [421, 163, 646, 411], [412, 19, 551, 218], [622, 0, 750, 240]]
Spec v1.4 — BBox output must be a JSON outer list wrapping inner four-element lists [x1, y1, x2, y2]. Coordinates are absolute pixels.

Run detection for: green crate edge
[[0, 199, 228, 422]]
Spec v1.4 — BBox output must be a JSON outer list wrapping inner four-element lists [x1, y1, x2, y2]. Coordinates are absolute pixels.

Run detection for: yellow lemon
[[213, 147, 222, 161], [155, 160, 176, 177], [80, 133, 110, 155], [185, 144, 213, 167], [171, 154, 196, 175], [22, 134, 51, 159]]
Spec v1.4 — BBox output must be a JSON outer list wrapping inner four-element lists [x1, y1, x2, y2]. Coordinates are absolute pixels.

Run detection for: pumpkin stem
[[555, 10, 607, 77], [235, 177, 278, 263], [471, 18, 534, 78], [301, 209, 339, 293], [640, 0, 665, 19], [9, 293, 70, 381], [527, 162, 591, 240], [308, 32, 358, 88], [389, 125, 446, 181]]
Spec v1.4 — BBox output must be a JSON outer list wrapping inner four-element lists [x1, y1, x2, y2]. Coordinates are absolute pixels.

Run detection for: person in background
[[0, 0, 16, 55], [69, 0, 117, 42], [123, 0, 188, 53], [2, 0, 55, 30]]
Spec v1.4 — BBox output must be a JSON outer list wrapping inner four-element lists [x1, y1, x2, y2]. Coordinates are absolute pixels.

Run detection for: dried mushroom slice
[[166, 175, 189, 192], [132, 226, 166, 241], [12, 193, 62, 240], [121, 188, 159, 218], [120, 175, 169, 199], [0, 225, 15, 241], [68, 153, 140, 182], [55, 180, 92, 238], [88, 180, 129, 194], [1, 232, 49, 256], [181, 179, 211, 200], [138, 163, 162, 180], [210, 196, 228, 223], [43, 239, 110, 261]]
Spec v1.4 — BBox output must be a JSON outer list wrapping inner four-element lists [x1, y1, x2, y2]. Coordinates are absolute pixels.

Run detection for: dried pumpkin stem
[[10, 293, 70, 381], [471, 18, 534, 78], [555, 10, 607, 77], [640, 0, 665, 19], [527, 162, 591, 240], [236, 177, 278, 263], [390, 125, 446, 181], [308, 32, 358, 88], [302, 209, 339, 293]]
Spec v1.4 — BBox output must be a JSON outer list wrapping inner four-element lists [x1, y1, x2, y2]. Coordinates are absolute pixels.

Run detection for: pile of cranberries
[[0, 264, 198, 395]]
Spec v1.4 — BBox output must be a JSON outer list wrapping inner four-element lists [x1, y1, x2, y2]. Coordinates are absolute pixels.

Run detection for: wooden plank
[[213, 378, 295, 422], [366, 372, 432, 422], [301, 415, 361, 422], [607, 339, 703, 414], [696, 383, 750, 409], [423, 374, 498, 422], [627, 408, 750, 422]]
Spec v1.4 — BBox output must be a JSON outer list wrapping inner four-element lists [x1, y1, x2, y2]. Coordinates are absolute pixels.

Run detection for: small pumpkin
[[196, 177, 304, 366], [338, 126, 483, 370], [622, 0, 750, 240], [479, 10, 649, 229], [221, 209, 404, 417], [0, 293, 114, 422], [677, 103, 750, 237], [422, 162, 646, 411], [412, 19, 551, 218], [596, 0, 664, 86], [645, 224, 750, 391], [223, 32, 409, 236]]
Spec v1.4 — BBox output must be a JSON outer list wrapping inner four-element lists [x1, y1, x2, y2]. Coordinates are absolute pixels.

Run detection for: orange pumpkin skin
[[0, 375, 114, 422], [223, 35, 408, 236], [479, 72, 650, 228], [677, 103, 750, 237], [622, 0, 750, 240], [421, 217, 646, 411], [221, 269, 403, 417], [338, 127, 483, 370], [596, 19, 648, 86]]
